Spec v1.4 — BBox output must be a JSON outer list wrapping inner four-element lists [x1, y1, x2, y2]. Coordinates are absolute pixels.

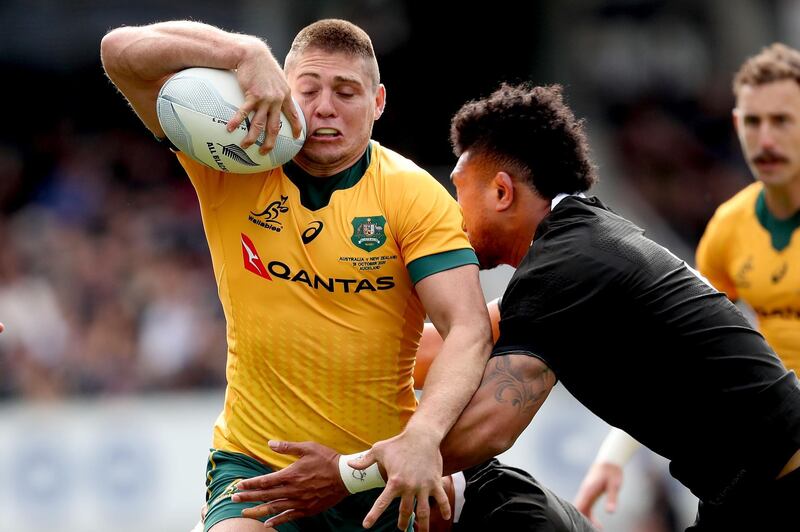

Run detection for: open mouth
[[311, 127, 342, 139]]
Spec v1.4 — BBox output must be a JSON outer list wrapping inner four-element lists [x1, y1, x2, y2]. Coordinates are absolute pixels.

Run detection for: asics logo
[[302, 221, 324, 244]]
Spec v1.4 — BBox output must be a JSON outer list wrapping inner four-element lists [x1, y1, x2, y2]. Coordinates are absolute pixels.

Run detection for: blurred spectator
[[611, 96, 747, 243], [0, 123, 227, 399]]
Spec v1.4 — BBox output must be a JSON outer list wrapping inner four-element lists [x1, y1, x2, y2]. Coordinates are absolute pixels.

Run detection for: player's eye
[[773, 115, 791, 126], [743, 116, 760, 127]]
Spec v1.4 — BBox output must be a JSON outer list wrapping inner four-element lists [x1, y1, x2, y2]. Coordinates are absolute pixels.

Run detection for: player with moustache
[[233, 82, 800, 531], [575, 42, 800, 527], [101, 18, 492, 532]]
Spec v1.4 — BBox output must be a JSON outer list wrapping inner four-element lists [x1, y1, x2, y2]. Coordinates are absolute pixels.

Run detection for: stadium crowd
[[0, 124, 227, 399]]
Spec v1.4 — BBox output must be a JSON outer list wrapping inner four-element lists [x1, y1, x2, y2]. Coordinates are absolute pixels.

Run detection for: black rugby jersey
[[493, 195, 800, 504]]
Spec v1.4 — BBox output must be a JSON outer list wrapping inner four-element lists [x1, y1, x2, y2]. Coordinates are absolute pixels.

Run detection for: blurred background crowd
[[0, 1, 797, 529]]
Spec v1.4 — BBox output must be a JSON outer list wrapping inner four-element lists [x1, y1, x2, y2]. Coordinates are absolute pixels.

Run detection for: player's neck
[[763, 179, 800, 219], [508, 198, 550, 267], [292, 148, 367, 178]]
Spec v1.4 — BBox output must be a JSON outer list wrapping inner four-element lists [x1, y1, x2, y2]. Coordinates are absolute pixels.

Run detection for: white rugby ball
[[156, 67, 306, 174]]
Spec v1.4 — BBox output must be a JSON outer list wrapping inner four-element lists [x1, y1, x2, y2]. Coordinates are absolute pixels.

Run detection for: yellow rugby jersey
[[177, 141, 477, 469], [696, 182, 800, 373]]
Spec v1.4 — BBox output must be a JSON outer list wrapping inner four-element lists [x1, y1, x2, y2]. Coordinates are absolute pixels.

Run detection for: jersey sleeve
[[490, 231, 606, 371], [175, 152, 233, 208], [491, 270, 551, 362], [696, 207, 738, 300], [385, 166, 478, 284]]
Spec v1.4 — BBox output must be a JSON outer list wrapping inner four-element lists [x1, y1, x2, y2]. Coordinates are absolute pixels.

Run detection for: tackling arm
[[407, 264, 494, 445], [414, 298, 501, 390], [440, 353, 556, 474], [415, 298, 554, 474], [347, 263, 492, 531]]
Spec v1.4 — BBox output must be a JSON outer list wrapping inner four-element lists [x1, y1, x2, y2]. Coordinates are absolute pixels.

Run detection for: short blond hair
[[285, 19, 380, 89], [733, 43, 800, 96]]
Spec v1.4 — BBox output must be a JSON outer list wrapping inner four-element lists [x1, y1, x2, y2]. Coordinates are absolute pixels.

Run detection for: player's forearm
[[441, 354, 555, 474], [408, 323, 492, 442], [101, 21, 268, 84], [439, 387, 514, 473]]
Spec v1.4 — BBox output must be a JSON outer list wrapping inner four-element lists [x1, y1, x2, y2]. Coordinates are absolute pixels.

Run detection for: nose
[[758, 122, 777, 150], [315, 88, 337, 118]]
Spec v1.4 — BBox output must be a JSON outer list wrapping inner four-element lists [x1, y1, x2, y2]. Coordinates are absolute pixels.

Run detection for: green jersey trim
[[407, 248, 479, 284], [755, 189, 800, 252], [283, 142, 372, 211]]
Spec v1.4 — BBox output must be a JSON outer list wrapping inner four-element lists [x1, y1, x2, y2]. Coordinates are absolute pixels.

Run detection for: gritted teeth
[[314, 128, 340, 136]]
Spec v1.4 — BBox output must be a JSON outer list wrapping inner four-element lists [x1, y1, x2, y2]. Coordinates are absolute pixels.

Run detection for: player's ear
[[374, 84, 386, 120], [732, 108, 740, 134], [494, 172, 514, 212]]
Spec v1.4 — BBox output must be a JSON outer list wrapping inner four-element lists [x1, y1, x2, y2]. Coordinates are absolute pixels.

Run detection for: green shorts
[[204, 449, 414, 532]]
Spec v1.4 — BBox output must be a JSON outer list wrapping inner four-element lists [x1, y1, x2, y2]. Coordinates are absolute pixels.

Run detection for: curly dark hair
[[733, 42, 800, 96], [450, 83, 597, 199], [285, 19, 380, 89]]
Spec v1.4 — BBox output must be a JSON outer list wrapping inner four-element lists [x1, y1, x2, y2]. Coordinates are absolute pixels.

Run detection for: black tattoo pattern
[[485, 355, 553, 415]]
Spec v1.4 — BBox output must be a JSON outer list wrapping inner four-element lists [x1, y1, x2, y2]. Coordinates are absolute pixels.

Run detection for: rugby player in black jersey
[[232, 82, 800, 531]]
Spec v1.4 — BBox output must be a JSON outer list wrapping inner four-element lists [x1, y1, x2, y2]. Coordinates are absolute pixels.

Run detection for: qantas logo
[[241, 233, 394, 293], [241, 233, 271, 279]]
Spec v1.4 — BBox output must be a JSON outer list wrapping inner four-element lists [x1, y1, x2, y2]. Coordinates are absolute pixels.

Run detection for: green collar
[[283, 143, 372, 211], [755, 189, 800, 252]]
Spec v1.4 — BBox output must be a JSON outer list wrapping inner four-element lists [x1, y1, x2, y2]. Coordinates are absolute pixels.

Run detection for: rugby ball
[[156, 67, 306, 173]]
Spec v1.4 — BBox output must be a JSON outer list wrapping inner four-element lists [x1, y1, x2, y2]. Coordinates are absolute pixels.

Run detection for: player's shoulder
[[370, 141, 439, 186], [546, 195, 642, 247], [711, 181, 762, 222], [542, 195, 677, 278]]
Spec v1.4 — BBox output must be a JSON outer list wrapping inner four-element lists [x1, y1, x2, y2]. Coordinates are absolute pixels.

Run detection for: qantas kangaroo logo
[[241, 233, 271, 280]]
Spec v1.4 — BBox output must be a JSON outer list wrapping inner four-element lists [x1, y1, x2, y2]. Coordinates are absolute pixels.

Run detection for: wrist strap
[[338, 452, 386, 494], [452, 471, 466, 523], [595, 428, 641, 467]]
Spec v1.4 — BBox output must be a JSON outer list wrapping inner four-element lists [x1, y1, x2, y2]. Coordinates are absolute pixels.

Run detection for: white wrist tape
[[595, 428, 642, 468], [452, 471, 466, 523], [338, 452, 386, 494]]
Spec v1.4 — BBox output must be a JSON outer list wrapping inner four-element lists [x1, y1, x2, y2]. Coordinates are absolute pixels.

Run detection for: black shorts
[[453, 459, 596, 532], [688, 465, 800, 531]]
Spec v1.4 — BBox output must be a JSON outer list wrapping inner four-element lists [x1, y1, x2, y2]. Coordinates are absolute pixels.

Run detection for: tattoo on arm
[[484, 355, 553, 415]]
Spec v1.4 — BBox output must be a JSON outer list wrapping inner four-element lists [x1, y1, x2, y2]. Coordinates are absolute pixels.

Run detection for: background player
[[101, 18, 492, 532], [574, 42, 800, 525]]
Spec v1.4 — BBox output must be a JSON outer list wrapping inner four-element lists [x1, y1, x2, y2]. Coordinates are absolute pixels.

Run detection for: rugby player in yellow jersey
[[574, 43, 800, 526], [101, 19, 492, 532]]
